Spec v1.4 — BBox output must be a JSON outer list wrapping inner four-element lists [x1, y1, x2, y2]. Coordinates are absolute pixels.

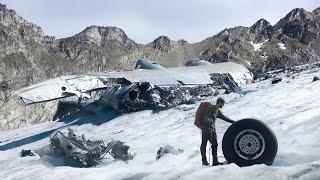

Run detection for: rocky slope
[[194, 8, 320, 71], [0, 3, 320, 130]]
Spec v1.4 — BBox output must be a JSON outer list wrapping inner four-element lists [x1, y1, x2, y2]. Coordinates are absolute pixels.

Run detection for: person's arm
[[217, 109, 235, 123]]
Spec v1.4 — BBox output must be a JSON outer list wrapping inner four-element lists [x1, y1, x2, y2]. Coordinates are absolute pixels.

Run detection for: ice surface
[[1, 68, 320, 179]]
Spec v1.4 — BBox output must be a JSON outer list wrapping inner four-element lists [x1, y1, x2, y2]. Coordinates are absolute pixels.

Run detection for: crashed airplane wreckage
[[15, 60, 253, 112], [50, 129, 134, 167]]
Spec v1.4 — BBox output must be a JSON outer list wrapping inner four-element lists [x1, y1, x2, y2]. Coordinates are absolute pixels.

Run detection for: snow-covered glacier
[[1, 68, 320, 180]]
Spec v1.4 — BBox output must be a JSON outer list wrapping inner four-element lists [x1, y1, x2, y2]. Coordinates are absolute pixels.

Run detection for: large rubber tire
[[222, 119, 278, 167]]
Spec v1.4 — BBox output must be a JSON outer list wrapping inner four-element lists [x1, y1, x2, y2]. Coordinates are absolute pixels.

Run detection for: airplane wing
[[14, 74, 111, 104], [103, 61, 252, 86]]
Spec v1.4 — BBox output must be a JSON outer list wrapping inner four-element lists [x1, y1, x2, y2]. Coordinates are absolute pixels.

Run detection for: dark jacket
[[201, 104, 234, 133]]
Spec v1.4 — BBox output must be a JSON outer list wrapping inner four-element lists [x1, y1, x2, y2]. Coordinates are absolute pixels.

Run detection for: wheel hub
[[234, 129, 265, 160]]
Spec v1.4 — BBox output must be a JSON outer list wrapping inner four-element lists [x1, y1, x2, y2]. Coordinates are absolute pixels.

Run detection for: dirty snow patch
[[278, 43, 286, 50], [250, 40, 268, 51]]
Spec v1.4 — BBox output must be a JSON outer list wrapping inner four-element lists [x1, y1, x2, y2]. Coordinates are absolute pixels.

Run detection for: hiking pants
[[200, 130, 218, 163]]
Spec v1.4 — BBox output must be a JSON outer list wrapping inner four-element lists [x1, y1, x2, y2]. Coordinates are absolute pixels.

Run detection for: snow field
[[1, 68, 320, 179]]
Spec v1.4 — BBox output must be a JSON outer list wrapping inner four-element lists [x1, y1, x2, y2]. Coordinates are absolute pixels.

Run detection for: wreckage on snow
[[14, 60, 253, 112], [50, 129, 134, 167]]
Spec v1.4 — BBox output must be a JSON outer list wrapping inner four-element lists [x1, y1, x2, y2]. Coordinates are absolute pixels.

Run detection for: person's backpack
[[194, 102, 211, 129]]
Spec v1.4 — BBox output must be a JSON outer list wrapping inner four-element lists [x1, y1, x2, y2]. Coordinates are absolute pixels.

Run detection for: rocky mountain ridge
[[0, 3, 320, 130]]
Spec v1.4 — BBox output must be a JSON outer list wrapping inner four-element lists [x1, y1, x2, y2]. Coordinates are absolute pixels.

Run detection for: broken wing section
[[15, 75, 111, 104], [106, 62, 253, 86]]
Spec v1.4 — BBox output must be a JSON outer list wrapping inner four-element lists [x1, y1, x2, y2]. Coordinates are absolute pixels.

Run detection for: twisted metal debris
[[50, 129, 134, 167]]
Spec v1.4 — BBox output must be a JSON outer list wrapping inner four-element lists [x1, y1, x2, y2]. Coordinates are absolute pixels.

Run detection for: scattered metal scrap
[[50, 129, 134, 167], [254, 62, 320, 82], [209, 73, 239, 93], [21, 149, 37, 157], [272, 78, 282, 84], [108, 140, 135, 161], [312, 76, 320, 82]]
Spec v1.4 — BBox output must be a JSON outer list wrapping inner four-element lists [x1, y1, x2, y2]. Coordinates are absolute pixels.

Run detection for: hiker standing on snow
[[200, 97, 235, 166]]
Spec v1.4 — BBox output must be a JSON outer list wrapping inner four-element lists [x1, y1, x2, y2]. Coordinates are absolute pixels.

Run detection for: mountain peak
[[80, 26, 127, 39], [0, 3, 44, 36], [149, 36, 172, 52], [283, 8, 315, 22], [250, 18, 271, 32], [274, 7, 318, 44], [153, 36, 171, 42], [313, 7, 320, 16], [74, 25, 135, 46]]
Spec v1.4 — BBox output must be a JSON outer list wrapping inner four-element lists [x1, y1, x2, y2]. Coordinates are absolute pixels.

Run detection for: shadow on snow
[[0, 103, 121, 151]]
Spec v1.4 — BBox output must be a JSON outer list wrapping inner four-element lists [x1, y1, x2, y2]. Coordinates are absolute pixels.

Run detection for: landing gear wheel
[[222, 119, 278, 167]]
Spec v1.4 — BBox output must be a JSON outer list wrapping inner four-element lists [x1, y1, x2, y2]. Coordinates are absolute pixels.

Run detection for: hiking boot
[[202, 161, 210, 166], [212, 161, 223, 166]]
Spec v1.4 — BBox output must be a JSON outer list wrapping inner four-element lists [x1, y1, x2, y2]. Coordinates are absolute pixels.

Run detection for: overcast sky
[[0, 0, 319, 44]]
